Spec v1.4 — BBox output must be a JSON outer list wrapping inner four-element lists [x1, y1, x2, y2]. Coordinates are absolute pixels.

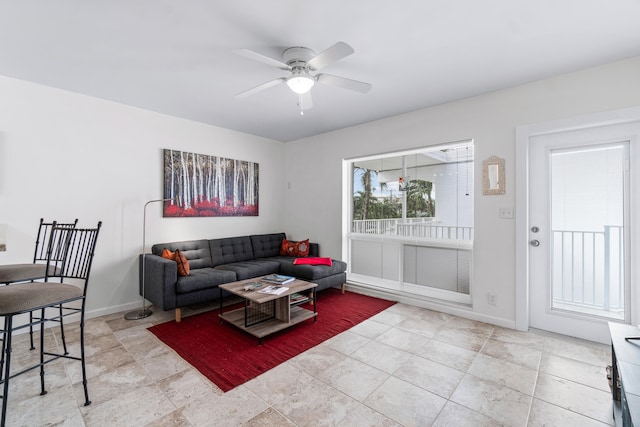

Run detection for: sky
[[353, 168, 401, 198]]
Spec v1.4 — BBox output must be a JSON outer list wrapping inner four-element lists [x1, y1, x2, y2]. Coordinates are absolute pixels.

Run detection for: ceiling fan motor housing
[[283, 47, 316, 70], [283, 46, 317, 94]]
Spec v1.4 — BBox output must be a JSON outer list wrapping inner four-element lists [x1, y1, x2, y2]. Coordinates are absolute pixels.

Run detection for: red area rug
[[148, 288, 395, 392]]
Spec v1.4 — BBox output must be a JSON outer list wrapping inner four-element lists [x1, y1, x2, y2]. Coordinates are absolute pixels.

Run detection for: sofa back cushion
[[209, 236, 254, 266], [151, 239, 213, 269], [250, 233, 286, 258]]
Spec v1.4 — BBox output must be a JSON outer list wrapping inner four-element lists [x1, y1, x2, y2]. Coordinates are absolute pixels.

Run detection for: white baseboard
[[344, 282, 516, 330], [87, 301, 142, 320]]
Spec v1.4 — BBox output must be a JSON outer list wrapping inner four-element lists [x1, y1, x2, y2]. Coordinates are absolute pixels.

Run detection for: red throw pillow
[[280, 239, 310, 257], [293, 257, 332, 266], [161, 248, 190, 276]]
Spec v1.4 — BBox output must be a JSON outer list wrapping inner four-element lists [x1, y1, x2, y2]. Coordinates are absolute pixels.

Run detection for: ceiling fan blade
[[316, 73, 372, 93], [235, 78, 286, 98], [308, 42, 354, 70], [298, 92, 313, 111], [233, 48, 290, 70]]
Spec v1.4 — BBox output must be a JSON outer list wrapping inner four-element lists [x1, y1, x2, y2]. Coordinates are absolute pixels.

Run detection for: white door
[[528, 122, 635, 343]]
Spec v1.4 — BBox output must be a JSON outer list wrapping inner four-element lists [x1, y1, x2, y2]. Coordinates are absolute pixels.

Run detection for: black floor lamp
[[124, 198, 171, 320]]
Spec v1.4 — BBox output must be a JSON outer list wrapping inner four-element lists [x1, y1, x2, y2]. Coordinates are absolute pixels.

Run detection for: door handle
[[530, 239, 540, 247]]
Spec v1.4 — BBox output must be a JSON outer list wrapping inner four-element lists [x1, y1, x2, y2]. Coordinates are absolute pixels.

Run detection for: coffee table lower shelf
[[219, 306, 316, 343]]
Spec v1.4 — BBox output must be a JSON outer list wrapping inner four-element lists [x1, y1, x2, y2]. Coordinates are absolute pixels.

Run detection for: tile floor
[[3, 297, 615, 426]]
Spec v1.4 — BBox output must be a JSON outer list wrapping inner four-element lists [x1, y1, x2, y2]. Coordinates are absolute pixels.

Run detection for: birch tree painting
[[163, 149, 259, 217]]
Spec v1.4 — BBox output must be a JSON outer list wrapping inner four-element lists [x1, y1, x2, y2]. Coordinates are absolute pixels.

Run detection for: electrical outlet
[[487, 293, 497, 306], [499, 207, 513, 219]]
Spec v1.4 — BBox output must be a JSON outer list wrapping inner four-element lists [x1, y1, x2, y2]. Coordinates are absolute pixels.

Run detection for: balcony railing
[[352, 219, 623, 316], [397, 223, 473, 240], [552, 226, 624, 315], [351, 218, 473, 240]]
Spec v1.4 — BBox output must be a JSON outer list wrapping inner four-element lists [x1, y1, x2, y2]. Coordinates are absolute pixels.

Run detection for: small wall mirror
[[482, 155, 505, 195]]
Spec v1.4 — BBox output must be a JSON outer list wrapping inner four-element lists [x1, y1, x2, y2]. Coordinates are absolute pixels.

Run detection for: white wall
[[2, 56, 639, 327], [0, 76, 285, 317], [283, 56, 640, 327]]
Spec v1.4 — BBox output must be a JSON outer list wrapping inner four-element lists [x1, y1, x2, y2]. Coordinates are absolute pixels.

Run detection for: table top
[[609, 323, 640, 364], [609, 322, 640, 425], [219, 277, 317, 303]]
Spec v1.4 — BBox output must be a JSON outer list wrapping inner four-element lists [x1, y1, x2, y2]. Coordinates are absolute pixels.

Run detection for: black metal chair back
[[0, 219, 78, 286], [33, 218, 78, 263], [46, 224, 100, 289]]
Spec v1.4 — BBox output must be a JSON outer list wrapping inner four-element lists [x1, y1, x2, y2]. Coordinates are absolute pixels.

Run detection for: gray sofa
[[141, 232, 347, 321]]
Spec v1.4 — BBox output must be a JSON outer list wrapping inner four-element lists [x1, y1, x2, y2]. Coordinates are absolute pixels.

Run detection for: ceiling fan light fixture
[[287, 72, 315, 94]]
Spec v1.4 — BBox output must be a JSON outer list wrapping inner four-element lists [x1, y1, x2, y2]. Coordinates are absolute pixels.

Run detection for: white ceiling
[[1, 1, 639, 142]]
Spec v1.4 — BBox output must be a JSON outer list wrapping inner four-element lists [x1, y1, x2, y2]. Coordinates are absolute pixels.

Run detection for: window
[[345, 141, 474, 304]]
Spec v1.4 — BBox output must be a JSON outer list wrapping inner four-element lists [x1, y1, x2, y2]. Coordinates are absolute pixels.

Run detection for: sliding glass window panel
[[347, 141, 473, 303]]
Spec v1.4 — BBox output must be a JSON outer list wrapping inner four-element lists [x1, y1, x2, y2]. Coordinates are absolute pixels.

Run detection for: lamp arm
[[142, 198, 171, 256]]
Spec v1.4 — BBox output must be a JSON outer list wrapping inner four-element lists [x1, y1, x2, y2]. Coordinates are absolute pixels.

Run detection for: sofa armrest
[[139, 253, 178, 310], [309, 243, 320, 257]]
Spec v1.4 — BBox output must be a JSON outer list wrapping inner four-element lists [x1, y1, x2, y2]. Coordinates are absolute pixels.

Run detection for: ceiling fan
[[234, 42, 372, 113]]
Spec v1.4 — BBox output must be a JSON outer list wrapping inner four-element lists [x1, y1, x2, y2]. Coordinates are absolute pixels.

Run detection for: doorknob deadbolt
[[531, 226, 539, 233], [530, 239, 540, 247]]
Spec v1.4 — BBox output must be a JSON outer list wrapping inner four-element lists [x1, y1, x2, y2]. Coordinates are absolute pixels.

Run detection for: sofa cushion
[[209, 236, 254, 267], [152, 240, 213, 269], [279, 259, 347, 281], [250, 233, 286, 258], [257, 256, 297, 269], [214, 260, 280, 280], [175, 268, 236, 294], [280, 239, 310, 257]]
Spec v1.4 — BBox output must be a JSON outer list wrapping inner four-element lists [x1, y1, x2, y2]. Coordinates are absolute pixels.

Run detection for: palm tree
[[406, 179, 434, 217], [352, 191, 366, 220], [354, 167, 376, 220]]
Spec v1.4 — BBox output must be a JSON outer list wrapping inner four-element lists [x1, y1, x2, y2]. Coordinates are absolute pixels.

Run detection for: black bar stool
[[0, 221, 102, 427]]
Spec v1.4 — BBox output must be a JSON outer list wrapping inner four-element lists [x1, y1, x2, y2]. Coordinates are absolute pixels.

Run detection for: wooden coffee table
[[218, 277, 317, 344]]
